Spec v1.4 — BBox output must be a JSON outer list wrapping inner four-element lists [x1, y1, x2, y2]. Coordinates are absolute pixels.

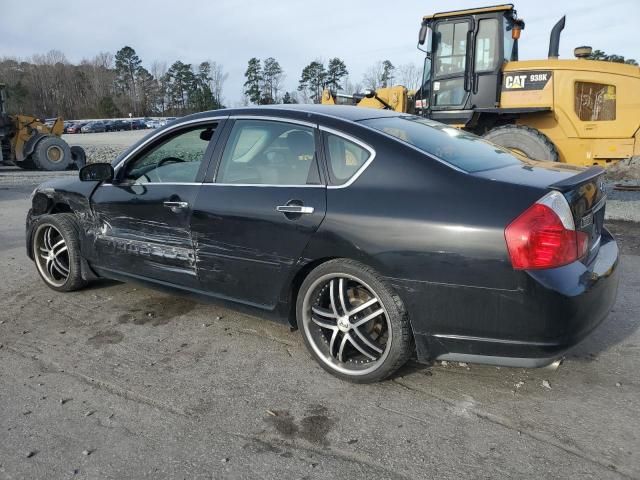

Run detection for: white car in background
[[145, 120, 160, 129]]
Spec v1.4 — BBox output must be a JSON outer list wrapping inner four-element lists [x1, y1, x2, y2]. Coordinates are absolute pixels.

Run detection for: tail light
[[505, 191, 589, 270]]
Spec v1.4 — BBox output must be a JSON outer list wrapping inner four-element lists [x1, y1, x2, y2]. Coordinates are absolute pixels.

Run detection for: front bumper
[[402, 229, 620, 366]]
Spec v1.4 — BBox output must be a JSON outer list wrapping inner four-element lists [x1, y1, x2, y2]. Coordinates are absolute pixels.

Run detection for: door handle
[[163, 200, 189, 213], [276, 205, 314, 214]]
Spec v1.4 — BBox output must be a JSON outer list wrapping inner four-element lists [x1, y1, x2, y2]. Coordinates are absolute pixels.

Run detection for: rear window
[[360, 116, 521, 172]]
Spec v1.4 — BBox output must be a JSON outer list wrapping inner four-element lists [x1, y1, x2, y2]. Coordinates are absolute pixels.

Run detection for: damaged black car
[[26, 105, 620, 382]]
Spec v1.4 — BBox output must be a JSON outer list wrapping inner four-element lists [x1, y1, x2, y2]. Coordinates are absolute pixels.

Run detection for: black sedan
[[25, 105, 619, 382]]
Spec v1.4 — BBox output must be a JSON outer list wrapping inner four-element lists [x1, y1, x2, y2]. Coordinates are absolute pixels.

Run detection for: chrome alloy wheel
[[33, 224, 70, 287], [301, 273, 391, 376]]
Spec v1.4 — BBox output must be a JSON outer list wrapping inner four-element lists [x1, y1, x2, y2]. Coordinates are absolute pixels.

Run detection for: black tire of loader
[[483, 125, 559, 162]]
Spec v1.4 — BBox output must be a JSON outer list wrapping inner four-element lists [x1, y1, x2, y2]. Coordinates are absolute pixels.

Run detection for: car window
[[324, 133, 371, 185], [360, 116, 521, 173], [122, 123, 216, 184], [216, 120, 320, 185]]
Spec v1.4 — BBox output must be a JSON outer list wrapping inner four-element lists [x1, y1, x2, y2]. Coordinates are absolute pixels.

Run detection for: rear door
[[191, 117, 326, 308], [88, 119, 223, 287]]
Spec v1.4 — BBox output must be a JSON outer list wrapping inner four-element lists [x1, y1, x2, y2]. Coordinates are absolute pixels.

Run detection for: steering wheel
[[158, 156, 185, 167]]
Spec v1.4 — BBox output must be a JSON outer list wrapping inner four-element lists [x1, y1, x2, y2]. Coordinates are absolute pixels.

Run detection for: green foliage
[[326, 58, 348, 91], [244, 58, 263, 104], [381, 60, 395, 87], [97, 96, 120, 117], [298, 61, 326, 103], [588, 49, 638, 66]]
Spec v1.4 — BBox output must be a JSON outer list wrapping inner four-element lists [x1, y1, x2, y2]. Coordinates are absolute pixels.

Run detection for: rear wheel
[[483, 125, 559, 162], [31, 213, 87, 292], [32, 136, 73, 171], [297, 259, 413, 383]]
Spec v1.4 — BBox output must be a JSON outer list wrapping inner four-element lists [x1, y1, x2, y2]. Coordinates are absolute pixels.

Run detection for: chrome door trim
[[112, 116, 227, 174], [205, 183, 325, 188], [319, 126, 377, 189], [229, 115, 317, 129]]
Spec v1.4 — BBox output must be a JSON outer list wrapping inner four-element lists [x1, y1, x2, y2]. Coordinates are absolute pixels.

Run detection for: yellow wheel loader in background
[[323, 4, 640, 167], [0, 84, 85, 171]]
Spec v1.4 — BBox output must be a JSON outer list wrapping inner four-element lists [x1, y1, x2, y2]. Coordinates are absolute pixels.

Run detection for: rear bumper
[[398, 228, 620, 366]]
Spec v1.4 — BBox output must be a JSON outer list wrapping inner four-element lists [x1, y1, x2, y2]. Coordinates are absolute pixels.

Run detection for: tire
[[483, 125, 559, 162], [15, 158, 37, 170], [31, 213, 88, 292], [297, 259, 413, 383], [31, 136, 73, 171], [70, 146, 87, 170]]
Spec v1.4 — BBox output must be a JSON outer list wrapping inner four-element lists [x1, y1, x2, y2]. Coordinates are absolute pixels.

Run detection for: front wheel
[[297, 259, 413, 383], [31, 213, 88, 292]]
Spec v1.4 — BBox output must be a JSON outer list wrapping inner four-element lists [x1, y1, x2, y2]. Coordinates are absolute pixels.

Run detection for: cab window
[[434, 22, 468, 77], [475, 18, 499, 71]]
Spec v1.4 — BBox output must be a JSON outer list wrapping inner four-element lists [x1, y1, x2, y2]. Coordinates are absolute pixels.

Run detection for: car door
[[190, 117, 327, 308], [88, 119, 224, 287]]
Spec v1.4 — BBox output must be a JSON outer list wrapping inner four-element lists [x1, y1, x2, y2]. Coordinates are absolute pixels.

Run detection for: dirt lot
[[0, 153, 639, 478]]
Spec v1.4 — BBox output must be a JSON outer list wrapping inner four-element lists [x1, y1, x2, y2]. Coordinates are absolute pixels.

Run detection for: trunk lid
[[473, 160, 606, 262]]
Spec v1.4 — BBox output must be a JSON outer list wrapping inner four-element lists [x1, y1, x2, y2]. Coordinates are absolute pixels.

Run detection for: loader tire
[[483, 125, 559, 162], [32, 136, 73, 171], [70, 146, 87, 170], [15, 158, 38, 170]]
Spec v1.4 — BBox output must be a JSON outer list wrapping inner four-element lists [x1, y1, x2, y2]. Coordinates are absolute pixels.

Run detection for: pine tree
[[326, 58, 348, 91], [243, 58, 263, 104]]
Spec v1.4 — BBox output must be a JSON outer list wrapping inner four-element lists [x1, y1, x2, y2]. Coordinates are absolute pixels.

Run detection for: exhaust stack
[[548, 16, 566, 59]]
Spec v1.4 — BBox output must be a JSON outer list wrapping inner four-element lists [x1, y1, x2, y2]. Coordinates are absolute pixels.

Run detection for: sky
[[3, 0, 639, 105]]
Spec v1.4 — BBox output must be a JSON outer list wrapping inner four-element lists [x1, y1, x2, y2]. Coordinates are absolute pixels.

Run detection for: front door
[[88, 120, 222, 287], [190, 118, 327, 308], [430, 19, 472, 111]]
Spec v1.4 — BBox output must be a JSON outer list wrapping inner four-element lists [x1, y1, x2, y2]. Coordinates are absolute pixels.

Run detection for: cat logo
[[505, 75, 527, 89], [503, 71, 552, 91]]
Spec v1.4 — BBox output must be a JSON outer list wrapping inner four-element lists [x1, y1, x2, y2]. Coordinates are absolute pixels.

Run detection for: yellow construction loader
[[0, 84, 84, 171], [322, 4, 640, 167]]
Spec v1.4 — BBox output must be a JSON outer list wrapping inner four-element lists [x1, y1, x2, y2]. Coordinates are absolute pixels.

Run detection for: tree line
[[243, 57, 423, 105], [0, 46, 228, 119]]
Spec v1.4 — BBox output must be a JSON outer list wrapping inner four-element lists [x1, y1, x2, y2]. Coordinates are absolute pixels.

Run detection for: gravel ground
[[62, 130, 148, 164], [0, 149, 639, 478]]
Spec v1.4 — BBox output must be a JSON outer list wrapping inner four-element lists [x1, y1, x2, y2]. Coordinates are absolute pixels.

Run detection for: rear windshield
[[360, 116, 521, 172]]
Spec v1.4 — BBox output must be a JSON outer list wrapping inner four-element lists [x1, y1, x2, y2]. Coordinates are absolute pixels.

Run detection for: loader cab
[[418, 4, 523, 126]]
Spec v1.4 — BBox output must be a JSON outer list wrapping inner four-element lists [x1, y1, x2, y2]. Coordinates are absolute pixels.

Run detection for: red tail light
[[505, 191, 588, 270]]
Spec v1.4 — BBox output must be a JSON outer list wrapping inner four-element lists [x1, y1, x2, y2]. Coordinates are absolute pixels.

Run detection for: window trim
[[319, 126, 376, 189], [211, 116, 324, 188]]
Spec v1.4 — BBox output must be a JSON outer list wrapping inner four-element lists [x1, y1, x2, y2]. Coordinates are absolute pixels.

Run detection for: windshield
[[359, 116, 521, 172]]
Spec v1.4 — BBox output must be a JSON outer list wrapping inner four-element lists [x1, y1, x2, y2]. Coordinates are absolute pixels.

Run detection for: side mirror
[[418, 24, 428, 45], [79, 163, 114, 182]]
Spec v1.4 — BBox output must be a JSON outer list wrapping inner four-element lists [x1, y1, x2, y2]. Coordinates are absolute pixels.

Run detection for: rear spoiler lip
[[548, 166, 605, 192]]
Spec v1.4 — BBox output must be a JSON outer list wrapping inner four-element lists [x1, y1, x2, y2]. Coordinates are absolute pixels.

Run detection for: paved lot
[[0, 167, 638, 480]]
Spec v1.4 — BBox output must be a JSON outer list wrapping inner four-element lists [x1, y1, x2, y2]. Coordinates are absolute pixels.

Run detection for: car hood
[[35, 175, 98, 197]]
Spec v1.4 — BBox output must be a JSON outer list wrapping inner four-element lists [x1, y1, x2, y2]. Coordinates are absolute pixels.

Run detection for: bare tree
[[398, 63, 422, 91], [209, 61, 228, 107], [362, 61, 384, 90]]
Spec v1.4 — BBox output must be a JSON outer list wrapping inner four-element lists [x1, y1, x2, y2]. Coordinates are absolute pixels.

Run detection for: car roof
[[182, 104, 402, 124]]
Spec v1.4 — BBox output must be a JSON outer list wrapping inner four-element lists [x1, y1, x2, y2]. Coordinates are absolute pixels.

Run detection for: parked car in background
[[146, 119, 160, 129], [81, 121, 106, 133], [130, 119, 147, 130], [25, 105, 619, 383], [63, 121, 75, 133], [158, 117, 177, 127], [110, 120, 130, 131], [66, 122, 87, 134]]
